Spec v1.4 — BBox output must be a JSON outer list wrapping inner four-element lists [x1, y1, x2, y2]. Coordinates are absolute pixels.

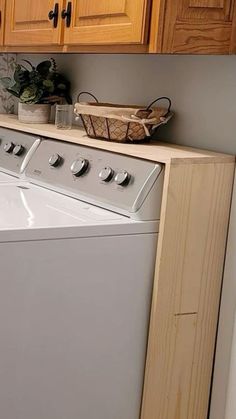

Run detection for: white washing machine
[[0, 138, 164, 419], [0, 127, 40, 183]]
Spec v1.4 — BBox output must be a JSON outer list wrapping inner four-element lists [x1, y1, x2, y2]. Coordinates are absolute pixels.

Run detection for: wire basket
[[74, 92, 173, 143]]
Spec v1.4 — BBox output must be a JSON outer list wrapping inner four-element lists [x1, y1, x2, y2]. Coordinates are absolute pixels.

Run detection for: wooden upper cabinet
[[1, 0, 236, 53], [63, 0, 150, 45], [154, 0, 236, 53], [4, 0, 64, 46], [0, 0, 5, 45]]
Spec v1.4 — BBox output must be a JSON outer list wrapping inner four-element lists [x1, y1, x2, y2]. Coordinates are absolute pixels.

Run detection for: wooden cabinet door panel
[[63, 0, 149, 45], [161, 0, 235, 53], [0, 0, 5, 45], [4, 0, 64, 46], [179, 0, 232, 20]]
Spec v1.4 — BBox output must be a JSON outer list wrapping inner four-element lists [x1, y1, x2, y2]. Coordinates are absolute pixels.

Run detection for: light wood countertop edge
[[0, 114, 234, 165]]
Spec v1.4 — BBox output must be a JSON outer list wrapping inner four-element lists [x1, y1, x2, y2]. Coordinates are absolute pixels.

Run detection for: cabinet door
[[161, 0, 235, 53], [63, 0, 149, 45], [4, 0, 64, 46], [0, 0, 5, 45]]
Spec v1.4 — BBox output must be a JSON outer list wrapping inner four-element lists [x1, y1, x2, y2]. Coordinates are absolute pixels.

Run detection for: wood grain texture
[[4, 0, 64, 46], [148, 0, 166, 52], [230, 0, 236, 51], [180, 0, 232, 20], [160, 0, 235, 53], [0, 0, 5, 46], [64, 43, 148, 52], [141, 161, 235, 419], [0, 114, 233, 165], [189, 0, 224, 7], [171, 23, 232, 54], [63, 0, 150, 45], [0, 45, 65, 53], [0, 44, 148, 53]]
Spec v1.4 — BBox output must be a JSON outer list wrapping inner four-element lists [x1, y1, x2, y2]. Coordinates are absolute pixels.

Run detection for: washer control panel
[[26, 139, 164, 220], [0, 127, 40, 176]]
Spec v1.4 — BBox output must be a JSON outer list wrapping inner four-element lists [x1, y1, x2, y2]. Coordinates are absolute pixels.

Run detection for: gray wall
[[18, 54, 236, 154]]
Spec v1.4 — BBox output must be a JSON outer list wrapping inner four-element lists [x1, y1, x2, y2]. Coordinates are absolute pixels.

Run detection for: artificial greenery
[[0, 58, 72, 105]]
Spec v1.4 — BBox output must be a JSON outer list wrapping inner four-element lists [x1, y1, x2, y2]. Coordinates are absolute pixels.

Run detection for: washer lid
[[0, 183, 158, 242], [0, 171, 19, 183]]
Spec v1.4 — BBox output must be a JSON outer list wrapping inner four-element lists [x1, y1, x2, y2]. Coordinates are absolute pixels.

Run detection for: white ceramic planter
[[18, 103, 51, 124]]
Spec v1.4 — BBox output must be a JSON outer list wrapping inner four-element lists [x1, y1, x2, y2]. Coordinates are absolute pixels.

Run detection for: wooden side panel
[[148, 0, 166, 52], [141, 162, 235, 419], [63, 0, 149, 45], [4, 0, 64, 46], [161, 0, 235, 53], [0, 0, 5, 46]]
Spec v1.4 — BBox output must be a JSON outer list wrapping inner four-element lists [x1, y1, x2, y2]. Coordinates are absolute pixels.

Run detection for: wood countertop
[[0, 114, 234, 165]]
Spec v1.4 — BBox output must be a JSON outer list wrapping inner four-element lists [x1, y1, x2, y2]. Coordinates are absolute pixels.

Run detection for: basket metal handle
[[146, 96, 172, 114], [77, 91, 99, 103]]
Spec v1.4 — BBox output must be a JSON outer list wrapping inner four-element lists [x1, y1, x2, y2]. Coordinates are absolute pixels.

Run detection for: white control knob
[[13, 144, 25, 156], [71, 158, 89, 177], [115, 170, 131, 186], [99, 167, 114, 182], [4, 142, 15, 153], [49, 153, 62, 167]]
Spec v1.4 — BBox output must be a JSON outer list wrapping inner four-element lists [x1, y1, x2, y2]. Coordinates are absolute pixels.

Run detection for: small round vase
[[18, 103, 51, 124]]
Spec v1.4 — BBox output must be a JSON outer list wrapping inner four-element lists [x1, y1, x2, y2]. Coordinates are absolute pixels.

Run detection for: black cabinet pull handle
[[61, 1, 72, 28], [48, 3, 59, 28]]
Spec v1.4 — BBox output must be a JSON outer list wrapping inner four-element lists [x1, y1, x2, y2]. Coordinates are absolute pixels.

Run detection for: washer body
[[0, 137, 164, 419]]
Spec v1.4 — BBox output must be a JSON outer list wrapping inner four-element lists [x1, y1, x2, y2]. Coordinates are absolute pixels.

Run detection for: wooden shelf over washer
[[0, 114, 233, 165]]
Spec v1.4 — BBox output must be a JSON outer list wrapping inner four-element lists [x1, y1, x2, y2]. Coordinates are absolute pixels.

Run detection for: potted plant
[[0, 58, 72, 124]]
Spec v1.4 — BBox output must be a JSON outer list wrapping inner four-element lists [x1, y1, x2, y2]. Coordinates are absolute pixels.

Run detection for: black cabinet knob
[[48, 3, 59, 28], [61, 2, 72, 28]]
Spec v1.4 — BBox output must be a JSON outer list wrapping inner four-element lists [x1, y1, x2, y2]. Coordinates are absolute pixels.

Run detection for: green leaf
[[36, 60, 51, 76], [42, 79, 54, 93], [57, 83, 66, 90], [21, 59, 35, 70], [0, 77, 12, 88], [19, 85, 41, 103], [8, 82, 21, 94], [6, 88, 20, 99], [14, 66, 29, 84]]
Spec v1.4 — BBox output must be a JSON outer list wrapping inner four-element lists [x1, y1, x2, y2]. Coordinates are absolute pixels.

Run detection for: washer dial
[[99, 167, 114, 182], [71, 158, 89, 177], [13, 144, 25, 156], [49, 153, 62, 167], [4, 142, 15, 153], [115, 170, 131, 186]]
